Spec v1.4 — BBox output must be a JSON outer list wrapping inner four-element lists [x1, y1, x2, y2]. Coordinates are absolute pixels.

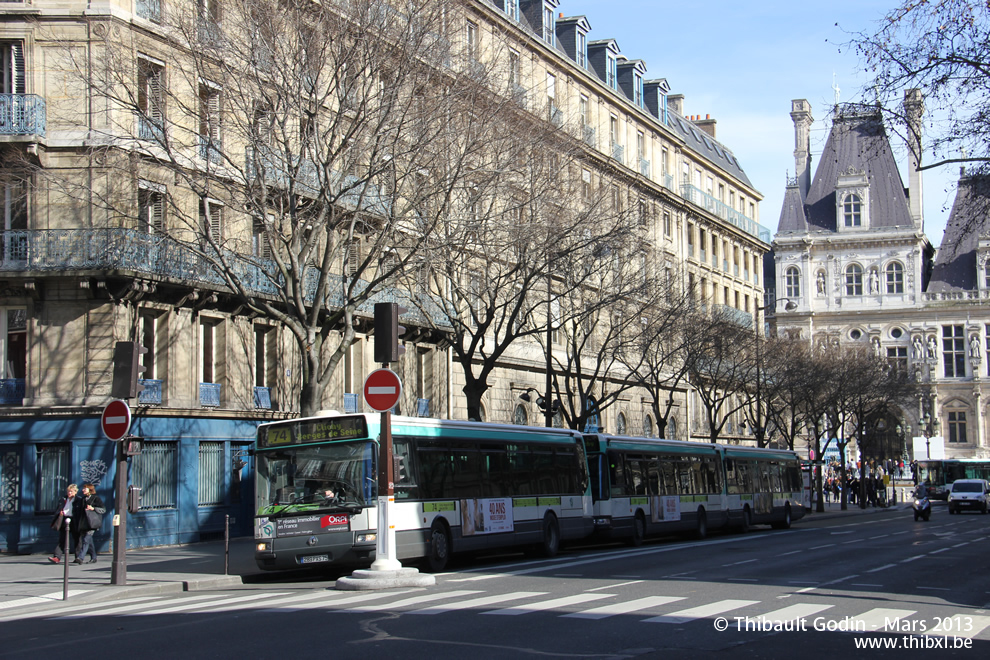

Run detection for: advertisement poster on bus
[[650, 496, 681, 522], [460, 498, 514, 535]]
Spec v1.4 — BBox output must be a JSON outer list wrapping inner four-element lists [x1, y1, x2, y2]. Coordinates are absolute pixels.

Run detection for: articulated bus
[[583, 434, 805, 544], [253, 413, 593, 572], [917, 459, 990, 499]]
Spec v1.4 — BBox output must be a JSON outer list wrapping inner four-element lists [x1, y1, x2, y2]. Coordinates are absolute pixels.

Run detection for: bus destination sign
[[258, 415, 369, 449]]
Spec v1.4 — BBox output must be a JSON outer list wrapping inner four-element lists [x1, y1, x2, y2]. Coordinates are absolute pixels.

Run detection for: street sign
[[363, 368, 402, 412], [101, 399, 132, 441]]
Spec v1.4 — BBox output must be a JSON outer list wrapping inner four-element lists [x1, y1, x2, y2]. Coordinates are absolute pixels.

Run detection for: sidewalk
[[0, 537, 260, 617], [0, 502, 916, 617]]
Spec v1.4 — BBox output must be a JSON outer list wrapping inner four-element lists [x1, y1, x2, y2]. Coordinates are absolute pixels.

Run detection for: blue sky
[[560, 0, 958, 247]]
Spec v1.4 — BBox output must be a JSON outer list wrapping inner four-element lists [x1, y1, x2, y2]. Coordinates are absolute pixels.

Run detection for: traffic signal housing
[[111, 341, 148, 399], [374, 302, 407, 364]]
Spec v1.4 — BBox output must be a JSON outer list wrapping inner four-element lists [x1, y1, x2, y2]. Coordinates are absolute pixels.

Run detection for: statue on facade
[[913, 336, 924, 361], [971, 334, 982, 359], [816, 271, 826, 296], [869, 268, 880, 294], [927, 336, 938, 360]]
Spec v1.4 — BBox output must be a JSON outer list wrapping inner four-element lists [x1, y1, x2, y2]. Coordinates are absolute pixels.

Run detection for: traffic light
[[111, 341, 148, 399], [374, 302, 407, 364], [127, 486, 142, 514]]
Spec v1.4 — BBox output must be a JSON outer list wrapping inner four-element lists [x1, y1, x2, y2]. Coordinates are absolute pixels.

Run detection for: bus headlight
[[356, 533, 377, 543], [256, 542, 271, 553]]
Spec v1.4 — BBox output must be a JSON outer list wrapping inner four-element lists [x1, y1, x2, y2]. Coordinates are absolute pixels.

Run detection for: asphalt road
[[3, 506, 988, 659]]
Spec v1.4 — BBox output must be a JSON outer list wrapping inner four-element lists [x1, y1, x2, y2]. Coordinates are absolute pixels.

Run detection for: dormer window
[[504, 0, 519, 21], [633, 73, 643, 107], [843, 193, 862, 227], [606, 54, 617, 89], [577, 31, 587, 69], [543, 6, 555, 45]]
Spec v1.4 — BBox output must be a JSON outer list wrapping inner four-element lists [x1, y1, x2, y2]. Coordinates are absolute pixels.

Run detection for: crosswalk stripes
[[561, 596, 686, 620], [0, 590, 91, 611], [3, 586, 990, 641], [483, 593, 614, 616], [641, 599, 760, 624], [338, 590, 483, 613], [410, 591, 548, 615]]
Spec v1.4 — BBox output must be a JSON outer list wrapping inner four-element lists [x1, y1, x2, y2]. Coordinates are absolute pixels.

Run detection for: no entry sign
[[101, 399, 132, 441], [363, 368, 402, 412]]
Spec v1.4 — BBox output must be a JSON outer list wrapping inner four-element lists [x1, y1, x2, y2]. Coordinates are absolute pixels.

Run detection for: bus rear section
[[721, 446, 806, 530], [584, 434, 728, 544]]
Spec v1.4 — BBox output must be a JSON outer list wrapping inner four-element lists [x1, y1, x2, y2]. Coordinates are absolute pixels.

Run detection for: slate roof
[[777, 105, 913, 234], [665, 111, 754, 189], [776, 182, 806, 233], [928, 175, 990, 293]]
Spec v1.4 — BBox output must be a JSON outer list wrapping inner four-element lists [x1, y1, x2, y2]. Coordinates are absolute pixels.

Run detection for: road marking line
[[562, 596, 686, 620], [642, 599, 759, 624], [810, 544, 836, 549], [484, 593, 613, 616], [588, 580, 643, 591], [926, 614, 990, 639], [132, 592, 289, 615], [722, 559, 757, 567], [867, 563, 898, 573], [0, 590, 92, 611], [757, 603, 833, 621], [265, 589, 419, 611]]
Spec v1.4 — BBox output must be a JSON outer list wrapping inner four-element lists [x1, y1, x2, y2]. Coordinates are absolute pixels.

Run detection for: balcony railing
[[639, 158, 650, 177], [0, 228, 452, 329], [137, 116, 164, 143], [0, 94, 46, 137], [343, 392, 359, 413], [611, 143, 624, 164], [200, 382, 221, 407], [680, 183, 770, 244], [0, 378, 25, 405], [199, 137, 223, 164], [138, 379, 163, 405], [417, 398, 430, 417], [582, 125, 595, 147], [253, 386, 271, 409]]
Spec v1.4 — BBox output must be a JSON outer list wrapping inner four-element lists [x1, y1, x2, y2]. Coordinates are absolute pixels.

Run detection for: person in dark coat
[[49, 483, 79, 564], [74, 483, 105, 564]]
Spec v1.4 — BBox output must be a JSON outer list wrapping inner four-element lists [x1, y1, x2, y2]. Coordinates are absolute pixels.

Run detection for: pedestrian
[[49, 483, 80, 564], [74, 483, 105, 564]]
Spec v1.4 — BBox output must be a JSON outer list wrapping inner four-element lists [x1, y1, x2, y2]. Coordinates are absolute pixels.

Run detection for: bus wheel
[[539, 512, 560, 558], [628, 512, 646, 547], [772, 504, 792, 530], [739, 506, 751, 533], [695, 508, 707, 540], [426, 519, 451, 573]]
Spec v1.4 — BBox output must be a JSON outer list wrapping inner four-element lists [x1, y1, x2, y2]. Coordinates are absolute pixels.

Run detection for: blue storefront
[[0, 413, 259, 554]]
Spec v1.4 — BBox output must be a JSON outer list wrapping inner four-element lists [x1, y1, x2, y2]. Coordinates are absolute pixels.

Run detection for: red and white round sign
[[363, 368, 402, 412], [101, 399, 132, 441]]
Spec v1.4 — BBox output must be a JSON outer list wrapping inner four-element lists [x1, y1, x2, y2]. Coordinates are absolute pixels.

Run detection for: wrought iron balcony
[[0, 378, 25, 405], [0, 229, 452, 329], [137, 116, 164, 143], [200, 382, 221, 407], [0, 94, 46, 137], [680, 183, 770, 244], [253, 386, 271, 410], [582, 125, 595, 148]]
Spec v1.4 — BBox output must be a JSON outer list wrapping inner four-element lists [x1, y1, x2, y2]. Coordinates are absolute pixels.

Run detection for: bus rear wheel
[[695, 508, 707, 540], [426, 519, 451, 573], [539, 513, 560, 558], [628, 512, 646, 547], [772, 504, 792, 530]]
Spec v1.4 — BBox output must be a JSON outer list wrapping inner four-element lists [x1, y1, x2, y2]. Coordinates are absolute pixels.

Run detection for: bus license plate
[[300, 554, 329, 564]]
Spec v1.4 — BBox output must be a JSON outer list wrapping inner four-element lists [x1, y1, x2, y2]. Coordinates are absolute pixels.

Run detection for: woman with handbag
[[49, 483, 79, 564], [74, 483, 105, 564]]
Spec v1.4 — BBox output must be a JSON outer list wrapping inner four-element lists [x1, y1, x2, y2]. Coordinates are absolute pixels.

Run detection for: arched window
[[845, 264, 864, 296], [616, 412, 626, 435], [885, 261, 904, 294], [513, 404, 528, 426], [843, 194, 862, 227], [643, 414, 654, 438], [667, 417, 677, 440], [784, 266, 801, 298]]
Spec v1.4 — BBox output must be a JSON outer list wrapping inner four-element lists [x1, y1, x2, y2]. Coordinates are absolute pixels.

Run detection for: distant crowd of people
[[818, 458, 915, 507]]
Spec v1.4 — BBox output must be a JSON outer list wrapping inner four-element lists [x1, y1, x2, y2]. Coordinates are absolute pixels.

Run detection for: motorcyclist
[[913, 482, 928, 500]]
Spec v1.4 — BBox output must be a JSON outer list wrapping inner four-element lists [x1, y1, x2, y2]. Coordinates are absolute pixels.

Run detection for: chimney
[[667, 94, 684, 116], [904, 88, 924, 228], [695, 114, 716, 139], [790, 99, 813, 201]]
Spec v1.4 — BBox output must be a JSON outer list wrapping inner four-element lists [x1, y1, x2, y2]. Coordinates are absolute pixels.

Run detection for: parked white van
[[947, 479, 989, 514]]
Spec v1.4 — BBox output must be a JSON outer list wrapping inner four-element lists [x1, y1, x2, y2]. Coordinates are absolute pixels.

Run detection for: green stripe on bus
[[539, 497, 561, 506], [513, 498, 538, 507], [630, 497, 649, 505], [423, 501, 456, 512]]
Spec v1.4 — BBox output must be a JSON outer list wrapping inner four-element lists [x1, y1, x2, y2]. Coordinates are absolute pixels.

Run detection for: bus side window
[[393, 438, 417, 500], [483, 444, 510, 498], [609, 452, 625, 497], [648, 460, 661, 496]]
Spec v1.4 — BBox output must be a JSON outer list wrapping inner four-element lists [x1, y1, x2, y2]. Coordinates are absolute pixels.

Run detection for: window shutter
[[11, 43, 24, 94]]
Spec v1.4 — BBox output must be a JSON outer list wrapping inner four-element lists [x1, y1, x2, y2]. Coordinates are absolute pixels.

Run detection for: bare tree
[[848, 0, 990, 174], [682, 306, 753, 443], [50, 0, 520, 415]]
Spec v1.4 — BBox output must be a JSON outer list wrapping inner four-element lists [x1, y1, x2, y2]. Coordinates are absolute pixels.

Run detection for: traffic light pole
[[110, 438, 127, 585]]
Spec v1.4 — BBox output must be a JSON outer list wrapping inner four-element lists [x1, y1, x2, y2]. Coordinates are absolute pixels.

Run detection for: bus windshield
[[256, 440, 376, 517]]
